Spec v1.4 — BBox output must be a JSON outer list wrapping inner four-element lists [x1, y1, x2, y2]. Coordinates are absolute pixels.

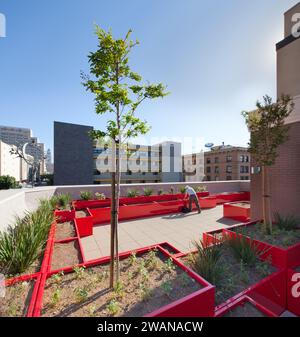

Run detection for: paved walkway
[[81, 205, 242, 261]]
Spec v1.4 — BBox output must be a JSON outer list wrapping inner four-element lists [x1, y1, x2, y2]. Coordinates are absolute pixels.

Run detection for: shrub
[[225, 234, 259, 266], [127, 189, 139, 198], [95, 192, 106, 200], [0, 175, 18, 190], [179, 186, 186, 194], [143, 188, 153, 196], [157, 189, 164, 195], [80, 191, 93, 200], [274, 212, 299, 231], [190, 240, 222, 285], [50, 194, 71, 210], [0, 199, 54, 275], [195, 185, 207, 192]]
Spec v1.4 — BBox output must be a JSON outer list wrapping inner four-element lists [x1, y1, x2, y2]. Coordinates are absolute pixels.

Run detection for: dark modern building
[[54, 121, 94, 185], [54, 121, 183, 185]]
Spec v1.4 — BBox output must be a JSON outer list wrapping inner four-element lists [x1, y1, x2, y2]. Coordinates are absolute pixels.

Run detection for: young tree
[[242, 95, 294, 233], [82, 26, 168, 287]]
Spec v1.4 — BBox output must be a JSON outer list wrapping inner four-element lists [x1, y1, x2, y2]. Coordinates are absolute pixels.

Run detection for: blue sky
[[0, 0, 297, 156]]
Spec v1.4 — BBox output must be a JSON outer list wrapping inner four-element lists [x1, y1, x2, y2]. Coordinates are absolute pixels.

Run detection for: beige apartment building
[[251, 3, 300, 219], [204, 145, 250, 181], [182, 152, 205, 182]]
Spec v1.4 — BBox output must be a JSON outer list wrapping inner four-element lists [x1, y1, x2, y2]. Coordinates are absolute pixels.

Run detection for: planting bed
[[180, 243, 275, 306], [41, 249, 205, 317], [232, 223, 300, 249], [54, 221, 76, 241], [0, 279, 37, 317], [51, 241, 82, 271]]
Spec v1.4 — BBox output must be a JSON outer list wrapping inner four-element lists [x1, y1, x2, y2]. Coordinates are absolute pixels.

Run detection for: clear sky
[[0, 0, 298, 156]]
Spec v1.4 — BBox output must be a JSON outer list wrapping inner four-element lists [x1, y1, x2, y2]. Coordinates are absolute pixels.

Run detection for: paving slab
[[80, 205, 242, 261]]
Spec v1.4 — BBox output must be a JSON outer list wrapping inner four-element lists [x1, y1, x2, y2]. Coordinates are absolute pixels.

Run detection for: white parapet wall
[[0, 180, 249, 232]]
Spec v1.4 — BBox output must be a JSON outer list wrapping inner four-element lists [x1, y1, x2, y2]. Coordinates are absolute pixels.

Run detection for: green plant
[[145, 250, 158, 270], [0, 175, 18, 190], [179, 272, 191, 287], [128, 251, 137, 266], [51, 288, 61, 307], [161, 281, 173, 297], [274, 212, 299, 231], [163, 258, 175, 273], [95, 192, 106, 200], [80, 191, 93, 201], [143, 188, 153, 196], [0, 199, 54, 275], [190, 240, 223, 285], [195, 185, 207, 192], [113, 280, 124, 299], [127, 189, 139, 198], [74, 286, 89, 303], [226, 234, 259, 266], [51, 271, 64, 285], [55, 194, 71, 209], [240, 261, 250, 283], [139, 282, 151, 301], [157, 189, 164, 195], [88, 305, 97, 317], [106, 299, 120, 316], [179, 186, 186, 194], [73, 266, 86, 279]]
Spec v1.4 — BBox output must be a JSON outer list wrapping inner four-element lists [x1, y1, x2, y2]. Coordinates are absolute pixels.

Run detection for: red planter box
[[223, 202, 250, 222], [215, 295, 278, 317], [89, 200, 186, 225], [34, 244, 215, 317], [74, 209, 93, 237], [72, 192, 210, 210], [223, 223, 300, 269], [213, 191, 250, 204], [54, 209, 75, 223]]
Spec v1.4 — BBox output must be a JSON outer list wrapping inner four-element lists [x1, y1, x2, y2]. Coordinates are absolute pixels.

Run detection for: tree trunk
[[109, 140, 117, 288], [109, 171, 116, 288], [115, 141, 121, 281], [261, 165, 267, 232], [265, 166, 273, 234]]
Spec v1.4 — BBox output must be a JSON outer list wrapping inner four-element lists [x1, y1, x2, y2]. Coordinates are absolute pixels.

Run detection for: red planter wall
[[54, 210, 75, 223], [72, 192, 210, 210], [213, 191, 250, 204], [287, 267, 300, 316], [74, 209, 93, 237]]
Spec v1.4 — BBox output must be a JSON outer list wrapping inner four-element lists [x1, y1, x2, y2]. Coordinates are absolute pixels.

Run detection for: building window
[[215, 166, 219, 174], [192, 154, 196, 165], [244, 166, 249, 173], [206, 175, 211, 181], [206, 166, 211, 173], [215, 157, 219, 163], [240, 155, 245, 162], [226, 165, 232, 173], [226, 176, 232, 180], [245, 155, 249, 162], [206, 158, 211, 164], [226, 155, 232, 162], [240, 166, 245, 173]]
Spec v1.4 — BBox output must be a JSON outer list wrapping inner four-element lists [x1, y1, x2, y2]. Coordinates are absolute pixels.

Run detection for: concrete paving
[[80, 205, 243, 261]]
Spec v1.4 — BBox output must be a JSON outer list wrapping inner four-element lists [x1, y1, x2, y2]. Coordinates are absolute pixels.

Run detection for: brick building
[[251, 3, 300, 220], [204, 144, 250, 181]]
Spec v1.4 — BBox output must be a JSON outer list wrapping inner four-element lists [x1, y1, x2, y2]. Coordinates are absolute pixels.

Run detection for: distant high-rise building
[[45, 148, 54, 174], [0, 125, 46, 175]]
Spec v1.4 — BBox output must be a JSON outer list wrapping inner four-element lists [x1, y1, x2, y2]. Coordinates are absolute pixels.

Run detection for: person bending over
[[184, 185, 201, 213]]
